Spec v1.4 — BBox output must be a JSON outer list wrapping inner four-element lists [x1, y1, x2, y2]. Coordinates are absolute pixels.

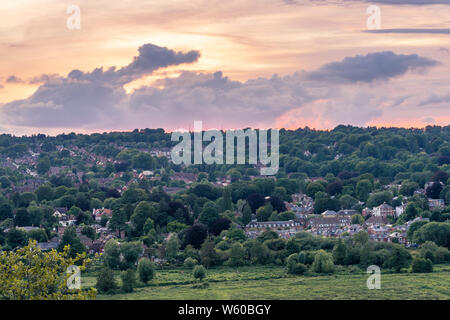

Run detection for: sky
[[0, 0, 449, 135]]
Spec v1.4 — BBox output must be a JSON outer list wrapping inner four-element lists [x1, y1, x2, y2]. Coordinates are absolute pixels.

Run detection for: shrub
[[411, 257, 433, 273], [311, 250, 335, 274], [121, 268, 137, 293], [292, 263, 307, 275], [184, 257, 198, 269], [286, 253, 298, 274], [193, 265, 206, 282], [96, 267, 118, 294], [137, 258, 155, 284]]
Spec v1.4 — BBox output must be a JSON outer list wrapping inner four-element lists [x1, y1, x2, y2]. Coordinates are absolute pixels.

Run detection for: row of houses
[[244, 220, 303, 239]]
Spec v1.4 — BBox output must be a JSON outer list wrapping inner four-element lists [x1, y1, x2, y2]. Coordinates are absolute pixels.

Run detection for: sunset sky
[[1, 0, 450, 135]]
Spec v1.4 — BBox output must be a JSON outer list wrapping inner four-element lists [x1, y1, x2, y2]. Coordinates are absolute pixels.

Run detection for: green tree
[[130, 201, 155, 236], [227, 243, 246, 267], [183, 257, 198, 269], [166, 234, 180, 261], [96, 267, 118, 294], [222, 186, 233, 211], [332, 239, 347, 265], [311, 250, 335, 274], [36, 185, 53, 202], [407, 220, 429, 240], [58, 226, 86, 258], [36, 157, 51, 175], [198, 202, 219, 227], [413, 222, 450, 248], [199, 237, 218, 268], [356, 179, 372, 201], [402, 203, 420, 221], [256, 203, 273, 222], [411, 257, 433, 273], [242, 204, 252, 226], [193, 265, 206, 282], [120, 268, 137, 293], [6, 228, 28, 249], [137, 258, 155, 284], [120, 241, 142, 269], [384, 245, 412, 272], [306, 182, 326, 198], [104, 239, 121, 269], [0, 240, 95, 299]]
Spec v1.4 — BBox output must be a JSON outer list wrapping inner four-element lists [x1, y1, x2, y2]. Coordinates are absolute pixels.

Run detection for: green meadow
[[82, 264, 450, 300]]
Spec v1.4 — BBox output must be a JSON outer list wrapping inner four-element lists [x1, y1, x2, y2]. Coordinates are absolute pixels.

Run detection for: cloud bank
[[0, 44, 443, 132], [304, 51, 438, 83]]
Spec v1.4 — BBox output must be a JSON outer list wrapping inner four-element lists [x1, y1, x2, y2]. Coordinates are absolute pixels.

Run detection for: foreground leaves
[[0, 240, 96, 300]]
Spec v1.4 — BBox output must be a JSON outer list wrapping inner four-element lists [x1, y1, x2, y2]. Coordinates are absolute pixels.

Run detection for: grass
[[82, 264, 450, 300]]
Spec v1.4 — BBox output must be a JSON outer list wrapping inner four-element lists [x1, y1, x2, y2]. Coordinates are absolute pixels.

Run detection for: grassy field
[[82, 265, 450, 300]]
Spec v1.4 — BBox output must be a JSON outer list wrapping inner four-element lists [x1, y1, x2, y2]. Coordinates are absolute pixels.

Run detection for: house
[[162, 186, 186, 194], [245, 220, 302, 239], [389, 232, 408, 245], [372, 203, 396, 217], [362, 207, 373, 217], [395, 204, 407, 217], [428, 198, 445, 212], [337, 209, 359, 216], [321, 210, 337, 217], [53, 207, 68, 218], [171, 172, 198, 184], [365, 215, 389, 227], [346, 224, 364, 236], [59, 219, 77, 227], [139, 170, 154, 179], [37, 237, 60, 251], [17, 226, 41, 232], [367, 225, 390, 242], [307, 216, 351, 237], [92, 208, 113, 221]]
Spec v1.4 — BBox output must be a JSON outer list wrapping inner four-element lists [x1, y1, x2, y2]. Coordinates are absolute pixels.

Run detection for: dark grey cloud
[[66, 43, 200, 85], [304, 51, 438, 83], [28, 74, 60, 84], [366, 29, 450, 34], [420, 94, 450, 106], [0, 43, 201, 128], [6, 75, 24, 84]]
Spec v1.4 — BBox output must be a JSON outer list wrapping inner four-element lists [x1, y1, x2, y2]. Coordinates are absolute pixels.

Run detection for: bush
[[286, 253, 298, 274], [96, 267, 118, 294], [184, 257, 198, 269], [411, 257, 433, 273], [193, 265, 206, 282], [121, 268, 137, 293], [311, 250, 335, 274], [292, 263, 307, 275], [137, 258, 155, 284]]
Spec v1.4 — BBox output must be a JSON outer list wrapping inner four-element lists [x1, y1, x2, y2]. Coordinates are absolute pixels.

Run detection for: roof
[[377, 202, 393, 210], [365, 216, 388, 225], [321, 210, 337, 217], [337, 209, 359, 216], [54, 207, 68, 214]]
